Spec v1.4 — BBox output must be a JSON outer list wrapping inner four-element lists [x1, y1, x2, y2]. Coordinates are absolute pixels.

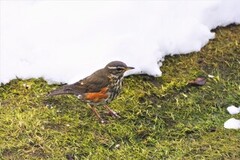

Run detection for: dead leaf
[[188, 77, 206, 86]]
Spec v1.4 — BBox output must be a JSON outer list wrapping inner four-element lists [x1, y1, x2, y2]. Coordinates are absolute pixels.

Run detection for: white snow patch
[[224, 118, 240, 129], [227, 105, 240, 115]]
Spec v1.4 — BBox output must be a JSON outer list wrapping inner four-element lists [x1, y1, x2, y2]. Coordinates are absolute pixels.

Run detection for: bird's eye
[[117, 68, 122, 71], [116, 67, 125, 71]]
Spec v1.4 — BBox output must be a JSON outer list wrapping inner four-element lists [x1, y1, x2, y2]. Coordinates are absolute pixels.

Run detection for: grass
[[0, 24, 240, 159]]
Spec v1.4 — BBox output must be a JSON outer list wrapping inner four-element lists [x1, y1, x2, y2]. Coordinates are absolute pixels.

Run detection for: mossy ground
[[0, 24, 240, 159]]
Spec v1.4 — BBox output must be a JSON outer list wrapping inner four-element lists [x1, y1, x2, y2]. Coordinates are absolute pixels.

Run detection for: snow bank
[[1, 0, 240, 84]]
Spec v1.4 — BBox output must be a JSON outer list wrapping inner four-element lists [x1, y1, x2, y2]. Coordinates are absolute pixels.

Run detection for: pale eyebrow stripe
[[108, 66, 125, 70], [107, 66, 117, 69]]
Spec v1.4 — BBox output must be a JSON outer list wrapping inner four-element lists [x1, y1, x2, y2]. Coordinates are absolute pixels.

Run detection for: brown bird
[[48, 61, 134, 123]]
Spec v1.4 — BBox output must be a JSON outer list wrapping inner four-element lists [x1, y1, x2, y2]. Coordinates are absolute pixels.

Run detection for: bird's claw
[[104, 105, 120, 118], [108, 110, 120, 118]]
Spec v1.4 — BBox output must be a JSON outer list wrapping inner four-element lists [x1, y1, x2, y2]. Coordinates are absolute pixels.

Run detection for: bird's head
[[105, 61, 134, 77]]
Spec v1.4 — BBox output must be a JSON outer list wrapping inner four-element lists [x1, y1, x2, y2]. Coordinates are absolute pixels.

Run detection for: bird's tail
[[48, 84, 79, 96]]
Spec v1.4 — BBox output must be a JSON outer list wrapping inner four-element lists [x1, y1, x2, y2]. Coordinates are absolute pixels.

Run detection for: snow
[[227, 105, 240, 115], [224, 105, 240, 129], [224, 118, 240, 129], [1, 0, 240, 84]]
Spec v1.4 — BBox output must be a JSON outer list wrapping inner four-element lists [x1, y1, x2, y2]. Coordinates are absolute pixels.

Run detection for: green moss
[[0, 24, 240, 159]]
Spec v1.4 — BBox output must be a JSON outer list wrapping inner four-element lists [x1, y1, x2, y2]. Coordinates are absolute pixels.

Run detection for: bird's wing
[[74, 69, 109, 93], [48, 69, 109, 96]]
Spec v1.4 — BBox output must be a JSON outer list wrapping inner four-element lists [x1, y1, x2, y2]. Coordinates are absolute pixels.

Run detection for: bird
[[48, 61, 134, 123]]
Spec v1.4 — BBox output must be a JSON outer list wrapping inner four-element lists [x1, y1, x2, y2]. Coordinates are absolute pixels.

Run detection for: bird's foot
[[88, 104, 107, 124], [96, 115, 108, 124], [108, 110, 120, 118], [104, 105, 120, 118]]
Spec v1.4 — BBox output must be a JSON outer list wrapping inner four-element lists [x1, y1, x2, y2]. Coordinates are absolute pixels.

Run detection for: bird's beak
[[126, 66, 135, 70]]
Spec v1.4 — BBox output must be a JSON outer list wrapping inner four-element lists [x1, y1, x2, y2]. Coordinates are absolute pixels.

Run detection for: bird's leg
[[88, 104, 106, 124], [104, 105, 120, 118]]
